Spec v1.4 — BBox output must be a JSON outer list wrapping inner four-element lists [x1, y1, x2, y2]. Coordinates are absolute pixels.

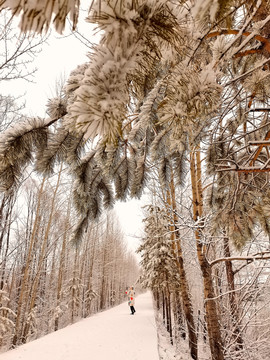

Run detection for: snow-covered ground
[[0, 292, 159, 360]]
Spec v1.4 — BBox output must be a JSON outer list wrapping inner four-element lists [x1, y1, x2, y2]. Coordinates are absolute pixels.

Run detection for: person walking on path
[[126, 286, 136, 315]]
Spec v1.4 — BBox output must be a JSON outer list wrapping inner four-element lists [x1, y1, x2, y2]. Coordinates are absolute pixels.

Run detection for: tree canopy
[[1, 0, 270, 246]]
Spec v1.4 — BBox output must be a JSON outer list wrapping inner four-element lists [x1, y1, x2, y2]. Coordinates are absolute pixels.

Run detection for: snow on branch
[[129, 79, 164, 142], [210, 252, 270, 267], [0, 0, 81, 33], [216, 165, 270, 173]]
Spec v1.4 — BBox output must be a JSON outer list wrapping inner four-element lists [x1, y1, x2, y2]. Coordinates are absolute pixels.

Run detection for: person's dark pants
[[130, 305, 135, 314]]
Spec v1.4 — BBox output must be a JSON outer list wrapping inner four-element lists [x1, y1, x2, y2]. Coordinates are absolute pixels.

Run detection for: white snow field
[[0, 292, 159, 360]]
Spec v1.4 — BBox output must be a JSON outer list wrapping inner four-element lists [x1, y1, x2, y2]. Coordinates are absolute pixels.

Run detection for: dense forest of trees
[[1, 1, 270, 359], [0, 175, 138, 350]]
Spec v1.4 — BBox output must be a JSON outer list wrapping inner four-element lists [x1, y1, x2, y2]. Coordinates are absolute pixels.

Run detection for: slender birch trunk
[[84, 227, 97, 317], [71, 247, 79, 324], [162, 290, 166, 324], [54, 193, 71, 331], [99, 229, 109, 310]]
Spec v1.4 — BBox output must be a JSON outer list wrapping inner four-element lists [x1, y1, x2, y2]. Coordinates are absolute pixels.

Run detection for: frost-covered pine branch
[[65, 0, 181, 143], [0, 0, 81, 33], [0, 117, 52, 191]]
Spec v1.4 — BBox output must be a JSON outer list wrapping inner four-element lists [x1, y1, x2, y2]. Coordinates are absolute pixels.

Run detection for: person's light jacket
[[127, 289, 135, 306]]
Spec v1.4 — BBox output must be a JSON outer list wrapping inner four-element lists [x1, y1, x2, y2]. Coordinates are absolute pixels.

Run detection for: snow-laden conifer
[[138, 204, 180, 292]]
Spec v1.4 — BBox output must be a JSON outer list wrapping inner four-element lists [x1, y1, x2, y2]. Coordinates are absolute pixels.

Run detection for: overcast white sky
[[3, 24, 90, 115], [2, 5, 146, 258]]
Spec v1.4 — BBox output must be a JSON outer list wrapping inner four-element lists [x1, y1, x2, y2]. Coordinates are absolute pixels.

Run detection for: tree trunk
[[162, 290, 166, 324], [54, 191, 71, 330], [84, 227, 97, 317], [190, 148, 224, 360], [173, 291, 186, 339], [0, 194, 15, 290], [165, 288, 173, 344], [223, 237, 243, 351], [71, 248, 79, 324], [166, 177, 198, 359]]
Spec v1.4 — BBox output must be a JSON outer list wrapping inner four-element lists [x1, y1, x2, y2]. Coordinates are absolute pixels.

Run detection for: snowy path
[[0, 292, 159, 360]]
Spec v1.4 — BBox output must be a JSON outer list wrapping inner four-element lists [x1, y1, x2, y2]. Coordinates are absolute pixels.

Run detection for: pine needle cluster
[[0, 0, 80, 33]]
